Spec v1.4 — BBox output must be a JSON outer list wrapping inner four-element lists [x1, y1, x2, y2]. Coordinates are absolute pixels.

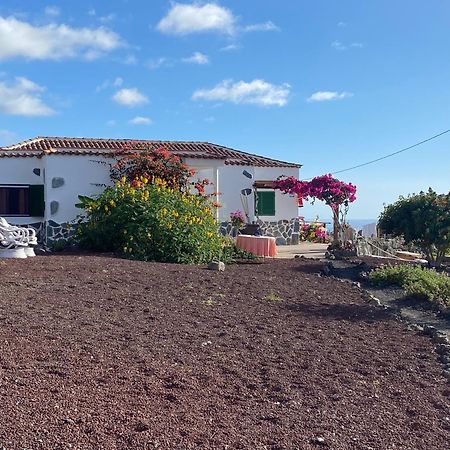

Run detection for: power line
[[304, 128, 450, 179]]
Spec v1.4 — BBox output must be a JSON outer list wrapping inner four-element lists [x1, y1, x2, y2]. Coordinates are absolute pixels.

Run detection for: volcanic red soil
[[0, 255, 449, 450]]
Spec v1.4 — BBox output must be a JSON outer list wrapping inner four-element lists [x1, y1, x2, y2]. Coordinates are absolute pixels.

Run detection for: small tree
[[379, 189, 450, 267], [111, 145, 195, 192], [111, 145, 216, 197], [274, 174, 357, 243]]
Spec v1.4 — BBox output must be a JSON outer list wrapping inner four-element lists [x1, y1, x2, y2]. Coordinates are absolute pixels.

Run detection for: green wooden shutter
[[28, 185, 45, 217], [256, 191, 275, 216]]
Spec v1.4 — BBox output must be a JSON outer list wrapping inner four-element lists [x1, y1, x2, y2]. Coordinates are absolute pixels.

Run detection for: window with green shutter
[[256, 190, 275, 216]]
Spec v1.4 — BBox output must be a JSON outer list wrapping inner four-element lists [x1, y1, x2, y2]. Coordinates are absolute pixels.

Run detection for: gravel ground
[[0, 255, 449, 449]]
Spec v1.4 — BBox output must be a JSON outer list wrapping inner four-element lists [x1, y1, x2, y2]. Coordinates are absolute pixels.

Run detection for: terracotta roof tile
[[0, 136, 301, 168]]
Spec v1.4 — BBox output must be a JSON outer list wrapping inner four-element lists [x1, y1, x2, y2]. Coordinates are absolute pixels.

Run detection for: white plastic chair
[[0, 218, 37, 258]]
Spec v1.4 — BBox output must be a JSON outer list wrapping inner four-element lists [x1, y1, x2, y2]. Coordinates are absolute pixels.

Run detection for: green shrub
[[379, 189, 450, 267], [220, 236, 258, 262], [75, 177, 224, 264], [49, 238, 71, 252], [368, 265, 450, 307]]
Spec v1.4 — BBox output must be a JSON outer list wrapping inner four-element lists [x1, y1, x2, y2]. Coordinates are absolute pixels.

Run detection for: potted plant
[[230, 210, 246, 237]]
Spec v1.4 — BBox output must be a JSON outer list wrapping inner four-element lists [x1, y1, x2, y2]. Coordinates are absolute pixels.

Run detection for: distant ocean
[[305, 219, 377, 232], [348, 219, 378, 231]]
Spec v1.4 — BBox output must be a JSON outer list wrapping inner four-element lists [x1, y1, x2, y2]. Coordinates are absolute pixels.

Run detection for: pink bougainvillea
[[274, 174, 357, 243], [274, 174, 356, 210]]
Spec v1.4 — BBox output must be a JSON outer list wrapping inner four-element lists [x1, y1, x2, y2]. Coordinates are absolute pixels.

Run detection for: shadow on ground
[[290, 261, 324, 275], [285, 301, 389, 323]]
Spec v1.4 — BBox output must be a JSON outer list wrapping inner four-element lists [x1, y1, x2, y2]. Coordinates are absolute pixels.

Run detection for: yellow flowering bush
[[75, 176, 224, 264]]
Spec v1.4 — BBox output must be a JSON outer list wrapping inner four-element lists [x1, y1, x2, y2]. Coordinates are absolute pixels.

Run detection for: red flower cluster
[[193, 178, 212, 196], [111, 145, 194, 191]]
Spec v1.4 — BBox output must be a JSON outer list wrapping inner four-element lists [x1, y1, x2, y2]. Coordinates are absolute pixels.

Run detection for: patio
[[276, 242, 328, 259]]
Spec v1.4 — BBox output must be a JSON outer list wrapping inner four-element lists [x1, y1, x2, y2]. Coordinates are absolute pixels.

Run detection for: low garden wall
[[28, 218, 302, 248], [45, 220, 75, 245], [15, 220, 75, 249], [220, 218, 301, 245], [356, 236, 419, 257]]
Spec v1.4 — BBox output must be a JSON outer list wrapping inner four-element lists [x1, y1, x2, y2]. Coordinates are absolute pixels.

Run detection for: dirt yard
[[0, 255, 449, 449]]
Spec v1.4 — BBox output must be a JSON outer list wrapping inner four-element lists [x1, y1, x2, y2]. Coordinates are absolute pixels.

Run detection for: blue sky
[[0, 1, 449, 220]]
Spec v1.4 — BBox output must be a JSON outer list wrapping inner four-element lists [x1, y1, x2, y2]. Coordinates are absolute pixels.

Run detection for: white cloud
[[156, 2, 279, 38], [96, 77, 123, 92], [44, 6, 60, 17], [331, 40, 346, 51], [88, 9, 96, 16], [147, 57, 172, 69], [331, 40, 364, 51], [182, 51, 209, 65], [122, 54, 137, 65], [0, 16, 123, 61], [307, 91, 353, 102], [100, 13, 115, 23], [0, 77, 54, 116], [220, 43, 239, 51], [112, 88, 148, 107], [129, 116, 152, 125], [157, 2, 235, 35], [338, 21, 347, 27], [106, 119, 116, 126], [148, 52, 208, 69], [244, 21, 280, 32], [193, 79, 290, 107]]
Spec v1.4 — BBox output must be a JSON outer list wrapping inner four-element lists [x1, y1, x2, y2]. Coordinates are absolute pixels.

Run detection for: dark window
[[256, 190, 275, 216], [0, 185, 44, 217]]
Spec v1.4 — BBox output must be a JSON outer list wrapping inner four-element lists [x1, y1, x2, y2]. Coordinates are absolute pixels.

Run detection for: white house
[[0, 137, 302, 245]]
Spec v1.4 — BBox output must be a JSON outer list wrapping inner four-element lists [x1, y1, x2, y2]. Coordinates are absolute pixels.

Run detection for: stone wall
[[15, 220, 76, 248], [31, 218, 301, 247], [356, 236, 419, 257], [45, 220, 76, 244], [219, 218, 301, 245], [257, 218, 301, 245], [219, 221, 236, 238]]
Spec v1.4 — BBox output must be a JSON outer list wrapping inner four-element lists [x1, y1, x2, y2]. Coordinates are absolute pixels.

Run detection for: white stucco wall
[[253, 166, 299, 222], [1, 153, 300, 226], [213, 165, 255, 222], [0, 156, 44, 225], [187, 158, 222, 199], [44, 154, 113, 224], [216, 165, 299, 222]]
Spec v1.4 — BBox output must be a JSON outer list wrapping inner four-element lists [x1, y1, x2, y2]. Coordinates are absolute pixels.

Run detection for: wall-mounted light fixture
[[242, 169, 253, 179], [32, 168, 41, 176]]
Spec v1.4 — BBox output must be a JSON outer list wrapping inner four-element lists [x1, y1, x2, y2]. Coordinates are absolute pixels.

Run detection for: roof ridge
[[205, 141, 302, 167], [4, 136, 47, 150], [3, 137, 212, 151], [0, 136, 301, 168], [35, 136, 211, 144]]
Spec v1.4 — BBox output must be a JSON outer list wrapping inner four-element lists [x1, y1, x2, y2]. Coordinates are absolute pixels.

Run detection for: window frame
[[0, 184, 44, 217], [255, 189, 276, 217]]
